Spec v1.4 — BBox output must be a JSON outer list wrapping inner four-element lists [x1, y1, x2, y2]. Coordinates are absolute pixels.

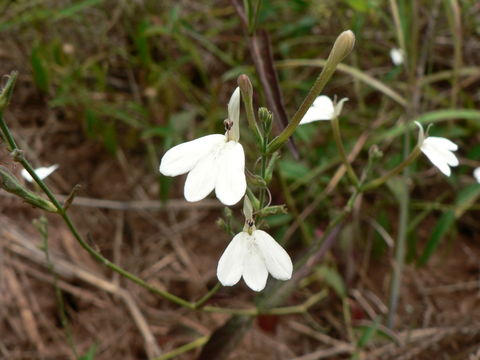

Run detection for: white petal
[[390, 48, 404, 66], [242, 242, 268, 292], [421, 143, 452, 176], [299, 96, 334, 125], [217, 233, 247, 286], [159, 134, 225, 177], [424, 136, 458, 151], [422, 138, 459, 167], [254, 230, 292, 280], [184, 151, 218, 202], [473, 167, 480, 183], [215, 141, 246, 206], [21, 164, 59, 182]]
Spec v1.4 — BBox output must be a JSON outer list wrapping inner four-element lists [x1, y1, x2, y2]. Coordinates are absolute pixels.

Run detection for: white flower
[[299, 95, 334, 125], [390, 48, 404, 66], [159, 88, 246, 206], [416, 122, 459, 177], [473, 167, 480, 183], [217, 229, 293, 292], [21, 164, 59, 183]]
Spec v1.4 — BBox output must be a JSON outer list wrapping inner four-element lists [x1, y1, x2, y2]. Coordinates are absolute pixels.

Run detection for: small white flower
[[217, 228, 293, 292], [390, 48, 404, 66], [473, 167, 480, 183], [299, 95, 334, 125], [21, 164, 59, 183], [416, 122, 459, 177], [159, 88, 246, 206]]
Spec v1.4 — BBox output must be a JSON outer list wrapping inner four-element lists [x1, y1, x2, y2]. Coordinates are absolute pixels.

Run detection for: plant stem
[[360, 145, 421, 192], [330, 113, 360, 188]]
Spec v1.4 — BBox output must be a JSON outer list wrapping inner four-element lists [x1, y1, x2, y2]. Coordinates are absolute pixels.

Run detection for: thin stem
[[266, 61, 339, 154], [361, 146, 421, 192], [193, 283, 222, 309], [0, 114, 195, 310], [153, 336, 209, 360], [330, 113, 360, 188]]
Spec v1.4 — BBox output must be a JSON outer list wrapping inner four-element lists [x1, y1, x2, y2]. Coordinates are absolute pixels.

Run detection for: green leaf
[[31, 47, 49, 92], [279, 160, 310, 180], [315, 266, 346, 298], [356, 318, 380, 348], [418, 210, 455, 266], [454, 184, 480, 218]]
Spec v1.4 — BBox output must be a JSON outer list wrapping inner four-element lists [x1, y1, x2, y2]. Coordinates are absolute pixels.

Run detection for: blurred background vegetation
[[1, 0, 480, 359]]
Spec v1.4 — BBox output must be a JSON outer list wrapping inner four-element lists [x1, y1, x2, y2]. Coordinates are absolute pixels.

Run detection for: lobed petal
[[215, 141, 246, 206], [159, 134, 225, 177], [299, 96, 334, 125], [254, 230, 292, 280], [421, 143, 452, 176], [217, 233, 247, 286], [242, 242, 268, 292], [424, 136, 458, 152], [184, 152, 218, 202]]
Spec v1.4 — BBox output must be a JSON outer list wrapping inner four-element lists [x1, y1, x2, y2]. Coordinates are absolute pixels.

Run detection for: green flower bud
[[0, 165, 57, 212]]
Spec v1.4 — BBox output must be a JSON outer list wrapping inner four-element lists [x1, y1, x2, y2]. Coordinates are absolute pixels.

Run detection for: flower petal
[[21, 164, 59, 182], [299, 96, 334, 125], [474, 167, 480, 183], [242, 243, 268, 292], [228, 87, 241, 142], [254, 230, 292, 281], [421, 142, 452, 176], [217, 233, 247, 286], [215, 141, 246, 206], [424, 136, 458, 151], [184, 150, 218, 202], [159, 134, 225, 177]]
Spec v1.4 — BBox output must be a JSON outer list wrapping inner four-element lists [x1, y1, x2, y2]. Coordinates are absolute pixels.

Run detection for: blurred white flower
[[21, 164, 59, 183], [299, 95, 334, 125], [159, 87, 246, 206], [217, 228, 292, 292], [390, 48, 404, 66], [416, 122, 459, 177], [473, 167, 480, 183]]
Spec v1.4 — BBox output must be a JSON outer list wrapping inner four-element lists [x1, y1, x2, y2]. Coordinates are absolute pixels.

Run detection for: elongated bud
[[0, 71, 18, 111], [0, 166, 57, 212], [258, 107, 273, 136], [227, 87, 241, 141], [328, 30, 355, 65], [237, 74, 253, 100]]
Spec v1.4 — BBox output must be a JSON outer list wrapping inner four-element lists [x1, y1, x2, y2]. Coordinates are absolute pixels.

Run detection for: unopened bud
[[237, 74, 253, 99], [0, 166, 57, 212], [258, 107, 273, 136], [368, 145, 383, 159], [0, 71, 18, 111], [328, 30, 355, 65]]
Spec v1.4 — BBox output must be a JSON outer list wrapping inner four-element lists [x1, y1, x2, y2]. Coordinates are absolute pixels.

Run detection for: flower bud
[[258, 107, 273, 136], [328, 30, 355, 65], [0, 165, 57, 212], [0, 71, 18, 111], [237, 74, 253, 100]]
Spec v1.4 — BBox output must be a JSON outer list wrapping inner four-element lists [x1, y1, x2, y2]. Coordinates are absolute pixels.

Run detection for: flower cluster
[[159, 87, 292, 291]]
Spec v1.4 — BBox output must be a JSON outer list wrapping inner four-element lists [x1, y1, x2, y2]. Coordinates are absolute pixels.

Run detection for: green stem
[[330, 113, 360, 188], [361, 146, 421, 192], [153, 336, 209, 360], [266, 60, 339, 154]]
